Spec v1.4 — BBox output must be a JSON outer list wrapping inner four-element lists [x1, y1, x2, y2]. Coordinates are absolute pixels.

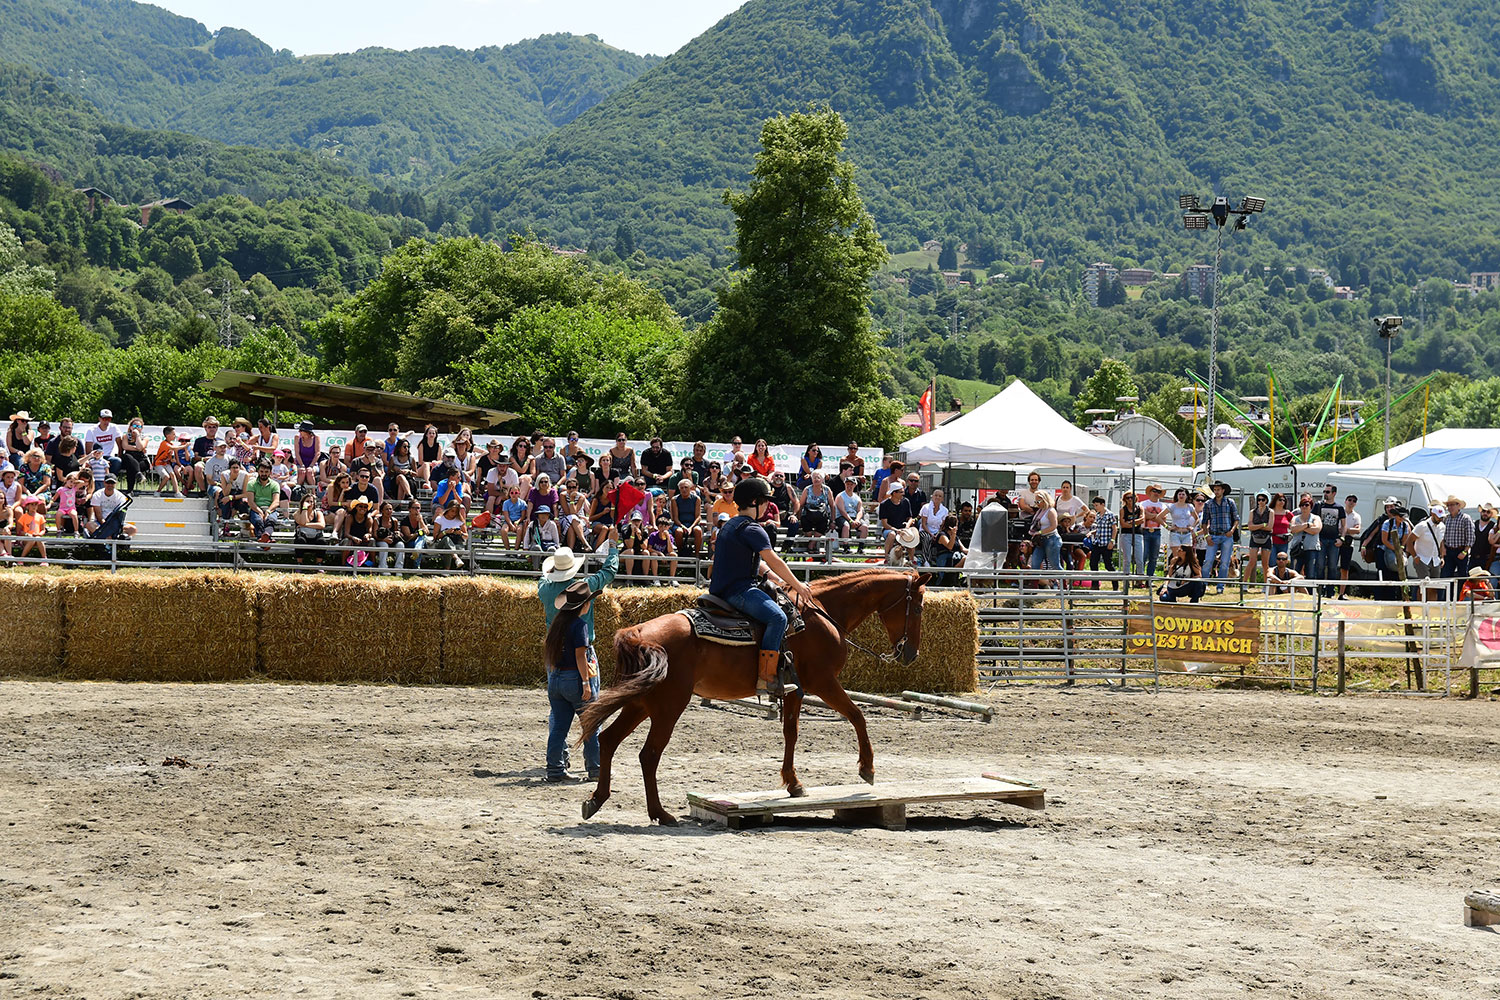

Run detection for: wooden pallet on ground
[[687, 772, 1045, 831]]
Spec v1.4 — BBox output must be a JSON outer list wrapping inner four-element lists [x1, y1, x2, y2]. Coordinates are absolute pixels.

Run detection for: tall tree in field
[[1074, 358, 1137, 426], [677, 108, 900, 447]]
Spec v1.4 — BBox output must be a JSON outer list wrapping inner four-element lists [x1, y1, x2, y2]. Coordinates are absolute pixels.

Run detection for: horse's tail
[[576, 627, 669, 744]]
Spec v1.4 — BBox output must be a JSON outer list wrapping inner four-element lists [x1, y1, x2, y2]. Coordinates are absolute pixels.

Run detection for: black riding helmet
[[733, 477, 773, 508]]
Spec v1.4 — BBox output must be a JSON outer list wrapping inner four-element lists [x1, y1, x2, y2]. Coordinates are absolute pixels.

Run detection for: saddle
[[678, 586, 806, 646]]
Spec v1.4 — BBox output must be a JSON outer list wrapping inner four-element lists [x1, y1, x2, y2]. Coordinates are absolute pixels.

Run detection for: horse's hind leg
[[780, 690, 806, 796], [583, 702, 648, 820], [640, 692, 691, 826], [810, 682, 876, 784]]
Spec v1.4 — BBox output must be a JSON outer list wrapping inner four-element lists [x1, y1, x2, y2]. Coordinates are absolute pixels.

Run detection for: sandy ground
[[1, 681, 1498, 999]]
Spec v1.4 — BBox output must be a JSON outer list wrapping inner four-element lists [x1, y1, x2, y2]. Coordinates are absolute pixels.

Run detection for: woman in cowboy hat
[[6, 411, 32, 466], [542, 579, 604, 782]]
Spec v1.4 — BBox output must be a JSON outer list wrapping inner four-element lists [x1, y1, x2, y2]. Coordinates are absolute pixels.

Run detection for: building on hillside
[[74, 187, 114, 212], [1119, 267, 1157, 286], [549, 246, 586, 258], [1470, 272, 1500, 292], [1306, 267, 1335, 288], [1185, 263, 1216, 299], [140, 197, 194, 227], [1454, 281, 1481, 297], [986, 272, 1007, 284], [921, 239, 942, 253], [1030, 258, 1045, 270], [1333, 285, 1357, 301], [1082, 262, 1119, 306], [941, 270, 961, 288]]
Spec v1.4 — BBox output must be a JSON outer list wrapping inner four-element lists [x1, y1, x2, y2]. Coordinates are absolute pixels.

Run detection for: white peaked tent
[[902, 380, 1136, 466], [1194, 442, 1253, 475]]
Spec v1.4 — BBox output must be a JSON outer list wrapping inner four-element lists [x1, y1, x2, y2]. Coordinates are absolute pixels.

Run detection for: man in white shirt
[[1013, 471, 1042, 514], [1406, 505, 1445, 599], [1338, 493, 1362, 598], [88, 474, 136, 540], [1139, 484, 1167, 577], [84, 409, 123, 476]]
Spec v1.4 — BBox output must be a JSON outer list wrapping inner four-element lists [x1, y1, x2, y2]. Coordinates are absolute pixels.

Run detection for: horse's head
[[877, 571, 930, 664]]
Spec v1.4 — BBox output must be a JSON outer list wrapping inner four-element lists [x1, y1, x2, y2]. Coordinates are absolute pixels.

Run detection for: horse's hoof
[[581, 796, 601, 820], [788, 783, 806, 798], [859, 769, 876, 785], [652, 811, 679, 827]]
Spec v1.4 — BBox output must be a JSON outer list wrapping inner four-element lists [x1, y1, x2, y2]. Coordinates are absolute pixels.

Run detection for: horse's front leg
[[780, 689, 806, 796], [808, 680, 875, 784]]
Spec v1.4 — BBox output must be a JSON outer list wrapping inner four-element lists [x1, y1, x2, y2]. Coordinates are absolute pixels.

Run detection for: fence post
[[1335, 619, 1346, 695]]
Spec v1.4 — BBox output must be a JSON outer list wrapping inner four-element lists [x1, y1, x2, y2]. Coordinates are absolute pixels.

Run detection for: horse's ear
[[916, 572, 933, 587]]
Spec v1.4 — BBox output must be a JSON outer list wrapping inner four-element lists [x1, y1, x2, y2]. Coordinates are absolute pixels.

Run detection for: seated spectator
[[644, 516, 677, 584], [535, 437, 567, 484], [877, 460, 906, 502], [18, 449, 51, 499], [119, 418, 149, 494], [529, 505, 561, 553], [452, 428, 479, 479], [702, 461, 726, 497], [398, 498, 427, 569], [666, 456, 699, 496], [374, 500, 401, 571], [53, 473, 83, 535], [319, 441, 348, 487], [323, 472, 352, 533], [1266, 550, 1306, 595], [342, 497, 376, 567], [871, 454, 894, 500], [270, 450, 295, 497], [88, 475, 136, 542], [248, 463, 284, 542], [879, 480, 914, 560], [671, 477, 704, 557], [343, 468, 381, 533], [569, 453, 596, 499], [801, 471, 836, 547], [748, 439, 775, 478], [606, 434, 634, 482], [292, 494, 327, 566], [932, 514, 965, 570], [843, 441, 865, 482], [526, 473, 560, 525], [173, 435, 203, 495], [6, 411, 31, 466], [586, 485, 618, 550], [343, 423, 372, 462], [917, 487, 950, 563], [213, 458, 248, 520], [43, 418, 73, 463], [557, 479, 591, 551], [562, 430, 584, 463], [620, 509, 649, 576], [887, 525, 920, 567], [251, 418, 280, 464], [1160, 547, 1206, 603], [769, 471, 801, 539], [415, 424, 443, 482], [15, 495, 48, 565], [639, 437, 674, 488], [431, 498, 468, 568], [835, 476, 868, 541], [1462, 567, 1493, 601], [510, 437, 537, 481], [51, 435, 81, 482], [483, 447, 517, 513], [797, 442, 822, 489], [387, 438, 418, 502]]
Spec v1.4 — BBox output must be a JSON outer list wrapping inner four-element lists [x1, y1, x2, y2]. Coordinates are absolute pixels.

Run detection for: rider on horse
[[711, 477, 815, 697]]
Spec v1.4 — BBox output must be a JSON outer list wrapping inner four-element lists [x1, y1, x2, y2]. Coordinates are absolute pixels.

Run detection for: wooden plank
[[1465, 890, 1500, 927], [687, 774, 1046, 827]]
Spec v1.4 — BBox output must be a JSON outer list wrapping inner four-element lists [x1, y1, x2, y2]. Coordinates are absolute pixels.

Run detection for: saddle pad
[[676, 606, 807, 647]]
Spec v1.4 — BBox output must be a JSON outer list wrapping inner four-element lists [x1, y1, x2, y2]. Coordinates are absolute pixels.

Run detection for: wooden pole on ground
[[1336, 619, 1347, 695]]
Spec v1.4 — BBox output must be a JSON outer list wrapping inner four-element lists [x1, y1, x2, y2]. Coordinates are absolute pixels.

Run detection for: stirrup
[[777, 651, 800, 696]]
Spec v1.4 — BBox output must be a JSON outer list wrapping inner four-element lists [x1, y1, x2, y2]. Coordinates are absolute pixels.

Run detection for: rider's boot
[[757, 649, 789, 698]]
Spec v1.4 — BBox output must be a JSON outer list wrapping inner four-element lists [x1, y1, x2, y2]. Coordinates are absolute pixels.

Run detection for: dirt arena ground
[[1, 681, 1497, 999]]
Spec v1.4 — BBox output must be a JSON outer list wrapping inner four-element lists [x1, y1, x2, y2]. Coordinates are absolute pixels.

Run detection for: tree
[[0, 221, 53, 297], [1429, 376, 1500, 430], [937, 243, 958, 270], [159, 236, 202, 283], [614, 222, 635, 258], [1074, 358, 1137, 426], [676, 108, 901, 447]]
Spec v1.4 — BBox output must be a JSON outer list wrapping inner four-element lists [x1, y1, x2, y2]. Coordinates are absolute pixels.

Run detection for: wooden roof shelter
[[201, 370, 518, 432]]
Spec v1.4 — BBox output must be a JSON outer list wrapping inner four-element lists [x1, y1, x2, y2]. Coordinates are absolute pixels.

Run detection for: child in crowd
[[500, 486, 528, 550], [15, 495, 48, 564], [271, 450, 295, 498], [530, 505, 561, 552], [153, 428, 182, 495], [54, 474, 82, 535], [644, 516, 676, 584], [87, 447, 109, 490]]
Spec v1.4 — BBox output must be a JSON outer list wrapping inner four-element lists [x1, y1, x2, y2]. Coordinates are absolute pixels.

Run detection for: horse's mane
[[809, 566, 908, 595]]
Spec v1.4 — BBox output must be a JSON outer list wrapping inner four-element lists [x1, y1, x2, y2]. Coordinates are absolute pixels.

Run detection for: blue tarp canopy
[[1392, 447, 1500, 480]]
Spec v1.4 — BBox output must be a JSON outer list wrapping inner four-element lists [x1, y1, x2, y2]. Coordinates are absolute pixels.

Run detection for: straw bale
[[841, 590, 979, 694], [439, 577, 549, 685], [0, 573, 63, 676], [59, 572, 258, 681], [258, 574, 442, 683]]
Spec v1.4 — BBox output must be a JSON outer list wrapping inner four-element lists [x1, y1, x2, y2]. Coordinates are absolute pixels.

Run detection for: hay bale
[[0, 573, 63, 676], [258, 574, 441, 683], [841, 590, 979, 694], [59, 572, 258, 681], [440, 577, 548, 685]]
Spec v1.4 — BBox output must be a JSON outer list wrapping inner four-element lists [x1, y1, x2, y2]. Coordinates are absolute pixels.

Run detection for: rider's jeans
[[728, 587, 787, 651]]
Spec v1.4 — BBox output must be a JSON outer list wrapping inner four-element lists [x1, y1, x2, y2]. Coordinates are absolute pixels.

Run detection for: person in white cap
[[1406, 504, 1446, 599], [84, 409, 122, 478]]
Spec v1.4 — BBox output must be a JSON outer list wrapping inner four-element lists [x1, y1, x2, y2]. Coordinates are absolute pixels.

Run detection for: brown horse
[[578, 568, 931, 825]]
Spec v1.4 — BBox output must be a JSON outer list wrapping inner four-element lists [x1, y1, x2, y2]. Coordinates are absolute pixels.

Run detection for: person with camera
[[430, 498, 468, 569]]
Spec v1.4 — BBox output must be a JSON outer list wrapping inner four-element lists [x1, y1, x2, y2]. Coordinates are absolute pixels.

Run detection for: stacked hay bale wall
[[59, 572, 258, 681], [0, 574, 63, 676], [0, 571, 978, 692]]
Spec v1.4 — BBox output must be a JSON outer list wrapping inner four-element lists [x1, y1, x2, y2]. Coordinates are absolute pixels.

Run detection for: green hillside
[[441, 0, 1500, 279], [0, 0, 657, 185]]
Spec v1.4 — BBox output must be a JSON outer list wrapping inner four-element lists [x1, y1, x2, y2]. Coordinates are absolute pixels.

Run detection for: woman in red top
[[1269, 493, 1292, 561], [748, 438, 775, 477]]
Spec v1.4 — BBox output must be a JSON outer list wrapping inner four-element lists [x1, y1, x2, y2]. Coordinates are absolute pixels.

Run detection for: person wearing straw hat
[[1461, 566, 1493, 601], [543, 579, 604, 782], [887, 524, 920, 567], [1441, 496, 1474, 580], [6, 411, 32, 466], [538, 525, 620, 647]]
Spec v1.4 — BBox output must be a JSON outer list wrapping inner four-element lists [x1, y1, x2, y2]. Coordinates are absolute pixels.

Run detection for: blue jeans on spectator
[[728, 587, 786, 651], [1205, 535, 1235, 589], [1297, 546, 1324, 581], [546, 668, 600, 779], [1120, 533, 1146, 582], [1030, 532, 1062, 572], [1143, 529, 1163, 578]]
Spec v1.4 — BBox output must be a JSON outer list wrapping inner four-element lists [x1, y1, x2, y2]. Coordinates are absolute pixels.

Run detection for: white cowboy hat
[[8, 411, 30, 421], [542, 546, 581, 583], [894, 526, 920, 549]]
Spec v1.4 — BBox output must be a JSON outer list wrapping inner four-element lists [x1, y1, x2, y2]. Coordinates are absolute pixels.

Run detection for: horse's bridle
[[809, 575, 919, 664]]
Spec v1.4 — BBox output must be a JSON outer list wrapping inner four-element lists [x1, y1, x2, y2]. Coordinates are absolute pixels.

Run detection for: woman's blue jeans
[[727, 587, 787, 651], [1030, 532, 1062, 571], [546, 669, 601, 779], [1120, 533, 1146, 578]]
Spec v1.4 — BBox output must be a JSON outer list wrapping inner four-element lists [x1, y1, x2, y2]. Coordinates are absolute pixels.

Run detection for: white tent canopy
[[902, 380, 1136, 467], [1194, 442, 1253, 475]]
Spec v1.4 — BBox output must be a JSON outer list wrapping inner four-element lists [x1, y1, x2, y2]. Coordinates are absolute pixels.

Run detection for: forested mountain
[[0, 0, 657, 185], [443, 0, 1500, 282]]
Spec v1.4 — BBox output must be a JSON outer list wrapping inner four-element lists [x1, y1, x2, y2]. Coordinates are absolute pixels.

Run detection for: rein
[[807, 575, 917, 664]]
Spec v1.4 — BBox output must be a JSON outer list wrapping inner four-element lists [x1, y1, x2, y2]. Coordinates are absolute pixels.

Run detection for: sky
[[149, 1, 749, 57]]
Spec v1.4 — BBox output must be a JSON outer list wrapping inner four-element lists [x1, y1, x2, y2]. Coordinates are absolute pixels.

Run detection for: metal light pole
[[1180, 194, 1265, 482], [1377, 316, 1402, 469]]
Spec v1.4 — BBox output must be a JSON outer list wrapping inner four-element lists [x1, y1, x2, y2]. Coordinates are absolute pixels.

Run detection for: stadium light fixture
[[1177, 191, 1270, 480]]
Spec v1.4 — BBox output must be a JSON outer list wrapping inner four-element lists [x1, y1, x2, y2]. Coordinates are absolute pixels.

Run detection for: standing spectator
[[796, 442, 822, 489], [1191, 490, 1210, 571], [85, 447, 109, 491], [1475, 503, 1500, 578], [835, 476, 868, 542], [1053, 481, 1087, 533], [639, 437, 673, 488], [1442, 496, 1474, 579], [606, 434, 635, 482], [748, 439, 775, 478], [152, 428, 184, 495], [1013, 471, 1043, 515], [1139, 484, 1167, 577], [1289, 494, 1323, 579], [1242, 492, 1273, 586], [1202, 481, 1239, 593], [292, 422, 321, 489], [879, 480, 914, 560], [1117, 492, 1145, 589], [1087, 495, 1119, 588], [1337, 493, 1363, 599], [1166, 488, 1198, 559], [1380, 505, 1410, 584], [535, 437, 567, 484], [1313, 485, 1345, 596], [6, 411, 32, 465], [118, 417, 149, 494], [670, 477, 704, 557], [1405, 505, 1445, 592], [1028, 492, 1062, 574], [1268, 493, 1292, 564], [415, 424, 443, 482]]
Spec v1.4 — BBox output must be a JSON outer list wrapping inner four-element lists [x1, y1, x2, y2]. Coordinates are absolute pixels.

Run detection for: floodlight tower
[[1376, 315, 1403, 469], [1179, 193, 1266, 481]]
